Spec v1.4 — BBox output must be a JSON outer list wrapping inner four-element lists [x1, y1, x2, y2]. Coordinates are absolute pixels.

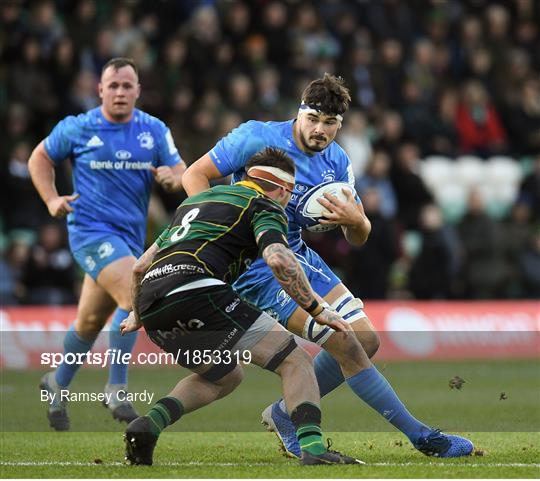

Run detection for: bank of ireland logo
[[276, 288, 292, 307], [115, 150, 131, 160], [138, 131, 154, 150], [97, 242, 115, 259], [295, 184, 308, 194]]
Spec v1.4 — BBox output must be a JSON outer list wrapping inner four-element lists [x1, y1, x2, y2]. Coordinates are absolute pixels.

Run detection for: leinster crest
[[138, 131, 154, 150]]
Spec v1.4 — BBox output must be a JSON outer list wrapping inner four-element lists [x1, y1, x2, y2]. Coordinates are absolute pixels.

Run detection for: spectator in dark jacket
[[409, 204, 458, 299], [517, 154, 540, 222], [0, 142, 49, 231], [21, 223, 78, 305], [519, 229, 540, 298], [457, 188, 510, 298], [505, 79, 540, 156], [343, 187, 400, 299], [390, 142, 434, 230], [355, 149, 397, 219]]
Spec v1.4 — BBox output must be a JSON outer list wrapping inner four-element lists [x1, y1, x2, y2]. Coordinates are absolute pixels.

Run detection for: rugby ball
[[295, 181, 356, 233]]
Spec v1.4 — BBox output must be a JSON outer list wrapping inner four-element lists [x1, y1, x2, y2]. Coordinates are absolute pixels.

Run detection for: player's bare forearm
[[262, 243, 318, 310], [183, 153, 223, 196], [262, 243, 351, 333], [182, 169, 211, 196], [28, 142, 59, 204], [342, 215, 371, 246], [131, 242, 159, 321], [28, 143, 78, 218]]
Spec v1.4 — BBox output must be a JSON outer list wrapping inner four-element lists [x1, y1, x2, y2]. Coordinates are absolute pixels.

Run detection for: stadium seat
[[481, 157, 522, 218], [486, 182, 518, 219], [433, 183, 468, 222], [420, 156, 455, 190], [486, 157, 523, 186], [455, 156, 485, 187], [491, 182, 518, 204]]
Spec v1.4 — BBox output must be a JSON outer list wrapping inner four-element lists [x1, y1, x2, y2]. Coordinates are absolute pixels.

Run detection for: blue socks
[[108, 307, 137, 385], [277, 355, 429, 444], [55, 325, 95, 388], [313, 349, 345, 396], [345, 366, 430, 443], [54, 309, 138, 389]]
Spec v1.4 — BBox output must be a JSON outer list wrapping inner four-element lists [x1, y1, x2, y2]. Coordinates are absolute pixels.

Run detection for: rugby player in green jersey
[[119, 147, 363, 466]]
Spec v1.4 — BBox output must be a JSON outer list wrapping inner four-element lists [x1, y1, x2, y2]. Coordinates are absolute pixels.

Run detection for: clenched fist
[[46, 193, 79, 218], [151, 166, 177, 191]]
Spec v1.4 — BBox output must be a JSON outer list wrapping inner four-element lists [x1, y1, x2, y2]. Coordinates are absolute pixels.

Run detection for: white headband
[[298, 102, 343, 122], [247, 166, 295, 185]]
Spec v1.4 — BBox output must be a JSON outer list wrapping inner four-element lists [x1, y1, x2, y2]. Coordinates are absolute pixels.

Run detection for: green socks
[[296, 424, 326, 455], [145, 396, 184, 437], [290, 402, 326, 455]]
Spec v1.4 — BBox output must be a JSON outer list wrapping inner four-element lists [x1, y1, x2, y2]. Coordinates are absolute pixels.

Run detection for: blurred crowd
[[1, 0, 539, 304]]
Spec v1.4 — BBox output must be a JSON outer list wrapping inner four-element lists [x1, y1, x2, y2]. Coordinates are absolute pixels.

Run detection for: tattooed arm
[[262, 242, 350, 332], [120, 242, 159, 335]]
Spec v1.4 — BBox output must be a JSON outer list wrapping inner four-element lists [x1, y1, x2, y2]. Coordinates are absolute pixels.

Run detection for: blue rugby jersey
[[44, 107, 182, 253], [209, 119, 356, 253]]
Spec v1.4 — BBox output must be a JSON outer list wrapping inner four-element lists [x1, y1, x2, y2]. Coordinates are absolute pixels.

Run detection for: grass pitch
[[1, 360, 539, 478]]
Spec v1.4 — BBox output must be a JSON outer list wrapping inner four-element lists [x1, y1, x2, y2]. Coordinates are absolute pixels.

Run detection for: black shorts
[[139, 283, 263, 370]]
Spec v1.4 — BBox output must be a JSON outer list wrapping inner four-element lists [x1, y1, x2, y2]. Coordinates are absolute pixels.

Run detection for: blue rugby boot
[[261, 401, 301, 458], [414, 429, 474, 457]]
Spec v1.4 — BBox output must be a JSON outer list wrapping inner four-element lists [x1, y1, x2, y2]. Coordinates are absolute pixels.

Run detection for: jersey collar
[[96, 106, 137, 125], [236, 180, 266, 195]]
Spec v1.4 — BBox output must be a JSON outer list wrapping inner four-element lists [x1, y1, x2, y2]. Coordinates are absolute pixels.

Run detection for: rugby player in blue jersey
[[28, 58, 185, 431], [183, 73, 473, 458]]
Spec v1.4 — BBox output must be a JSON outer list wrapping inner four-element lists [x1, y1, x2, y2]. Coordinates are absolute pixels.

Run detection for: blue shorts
[[232, 243, 341, 326], [71, 233, 141, 280]]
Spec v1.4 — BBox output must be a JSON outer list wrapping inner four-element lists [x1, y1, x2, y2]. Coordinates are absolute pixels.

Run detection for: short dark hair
[[101, 57, 138, 78], [301, 73, 351, 116], [245, 147, 295, 192]]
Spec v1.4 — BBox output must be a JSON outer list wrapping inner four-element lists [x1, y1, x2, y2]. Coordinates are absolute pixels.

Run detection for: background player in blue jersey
[[182, 73, 473, 458], [28, 58, 185, 431]]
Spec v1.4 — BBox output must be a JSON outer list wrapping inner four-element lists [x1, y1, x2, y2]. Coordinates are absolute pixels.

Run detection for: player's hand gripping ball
[[294, 181, 356, 233]]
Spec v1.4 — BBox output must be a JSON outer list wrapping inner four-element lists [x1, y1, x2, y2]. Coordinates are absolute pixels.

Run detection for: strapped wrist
[[306, 300, 325, 317]]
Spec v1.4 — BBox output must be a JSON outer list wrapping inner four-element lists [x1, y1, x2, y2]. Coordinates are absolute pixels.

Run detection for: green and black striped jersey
[[138, 181, 288, 311]]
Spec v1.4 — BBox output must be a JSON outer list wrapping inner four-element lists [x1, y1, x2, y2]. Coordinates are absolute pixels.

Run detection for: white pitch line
[[1, 461, 539, 468], [371, 462, 540, 468]]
